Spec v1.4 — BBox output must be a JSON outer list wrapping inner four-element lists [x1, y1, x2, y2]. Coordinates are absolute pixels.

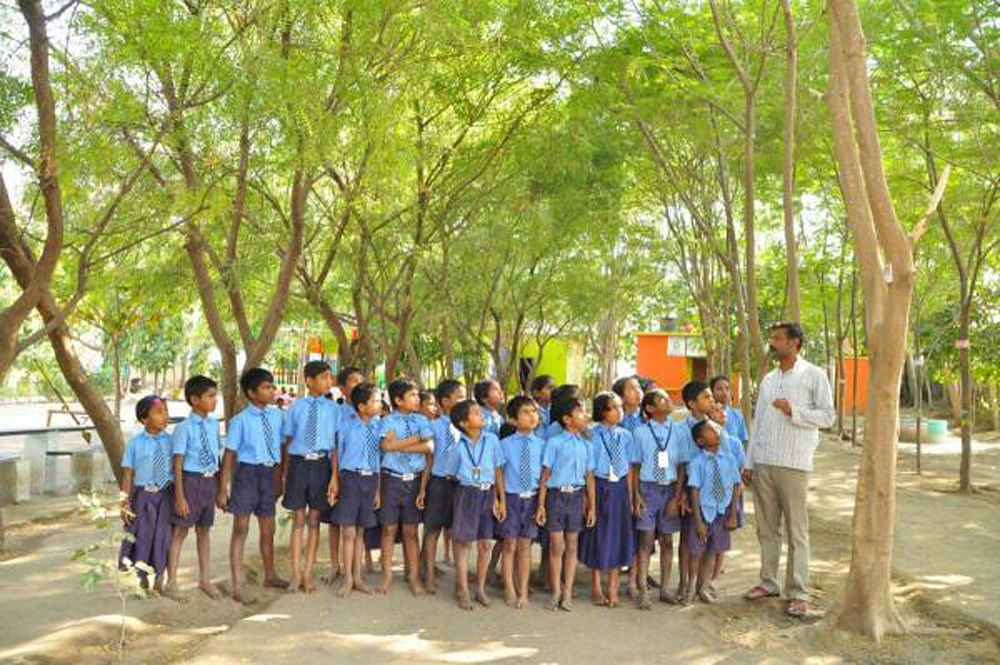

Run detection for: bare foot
[[697, 587, 716, 604], [660, 587, 679, 604], [559, 597, 574, 612], [163, 583, 187, 603], [199, 582, 222, 600], [337, 577, 353, 598], [364, 560, 374, 574], [591, 590, 608, 606], [426, 580, 438, 595], [638, 588, 652, 611], [515, 595, 528, 610], [647, 575, 661, 589], [626, 585, 639, 601], [379, 574, 393, 595], [410, 582, 427, 597], [456, 590, 474, 610], [321, 567, 342, 585], [353, 578, 375, 595], [546, 593, 560, 611], [264, 575, 290, 589], [233, 586, 255, 605], [505, 589, 518, 607], [607, 594, 620, 608], [302, 576, 317, 594], [475, 588, 491, 607], [153, 578, 165, 594]]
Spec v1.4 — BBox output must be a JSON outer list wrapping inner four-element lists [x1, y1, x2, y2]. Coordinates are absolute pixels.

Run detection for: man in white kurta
[[744, 322, 834, 617]]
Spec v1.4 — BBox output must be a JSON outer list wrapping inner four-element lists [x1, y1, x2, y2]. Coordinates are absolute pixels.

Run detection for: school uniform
[[720, 427, 747, 527], [543, 420, 563, 441], [445, 431, 505, 542], [632, 419, 687, 534], [534, 404, 551, 438], [498, 431, 545, 540], [686, 448, 740, 556], [379, 411, 433, 526], [282, 395, 338, 513], [120, 429, 174, 576], [480, 406, 504, 436], [423, 415, 460, 531], [225, 404, 283, 518], [542, 430, 595, 534], [331, 414, 381, 528], [621, 410, 644, 434], [723, 406, 749, 444], [580, 424, 639, 569], [170, 412, 221, 528]]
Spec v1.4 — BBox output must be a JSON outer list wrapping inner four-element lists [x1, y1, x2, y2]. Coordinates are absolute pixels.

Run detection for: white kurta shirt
[[746, 356, 835, 472]]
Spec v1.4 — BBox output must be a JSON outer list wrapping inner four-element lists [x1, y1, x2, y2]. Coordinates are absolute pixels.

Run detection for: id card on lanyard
[[464, 438, 487, 483], [599, 430, 619, 482], [649, 421, 672, 469]]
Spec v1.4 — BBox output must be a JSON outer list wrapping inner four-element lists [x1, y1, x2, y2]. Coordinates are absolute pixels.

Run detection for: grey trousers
[[752, 463, 810, 601]]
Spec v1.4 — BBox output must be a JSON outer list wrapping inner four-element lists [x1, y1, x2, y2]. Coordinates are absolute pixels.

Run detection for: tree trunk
[[958, 310, 972, 490], [112, 339, 122, 421], [780, 0, 801, 321]]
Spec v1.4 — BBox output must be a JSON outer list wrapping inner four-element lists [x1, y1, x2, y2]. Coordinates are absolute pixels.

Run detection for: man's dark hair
[[184, 375, 217, 405], [240, 368, 274, 398], [770, 320, 805, 350]]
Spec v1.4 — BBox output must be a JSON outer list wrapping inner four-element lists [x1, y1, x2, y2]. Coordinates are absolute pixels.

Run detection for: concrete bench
[[0, 454, 31, 506]]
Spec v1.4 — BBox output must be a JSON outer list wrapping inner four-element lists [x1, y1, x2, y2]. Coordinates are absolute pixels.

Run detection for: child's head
[[682, 380, 714, 418], [473, 379, 503, 409], [708, 403, 727, 427], [380, 399, 391, 417], [612, 375, 643, 410], [388, 378, 420, 413], [337, 366, 364, 399], [592, 391, 623, 426], [691, 419, 720, 452], [434, 378, 465, 415], [419, 391, 438, 419], [530, 374, 555, 406], [240, 368, 276, 405], [304, 360, 334, 396], [710, 375, 732, 407], [550, 384, 581, 411], [136, 395, 168, 432], [506, 395, 539, 432], [351, 383, 381, 419], [553, 395, 588, 433], [641, 388, 672, 421], [184, 375, 218, 414], [450, 399, 484, 435]]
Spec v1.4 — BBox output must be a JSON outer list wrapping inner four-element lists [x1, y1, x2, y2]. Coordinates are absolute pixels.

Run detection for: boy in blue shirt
[[378, 377, 434, 595], [445, 399, 506, 610], [686, 420, 742, 604], [710, 375, 748, 447], [217, 368, 288, 604], [280, 360, 338, 594], [530, 374, 555, 436], [323, 366, 365, 585], [473, 379, 505, 435], [329, 382, 383, 597], [165, 376, 221, 601]]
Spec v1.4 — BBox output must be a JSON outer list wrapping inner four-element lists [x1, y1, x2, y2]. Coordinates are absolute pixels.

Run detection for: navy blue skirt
[[579, 477, 636, 570], [119, 486, 173, 576]]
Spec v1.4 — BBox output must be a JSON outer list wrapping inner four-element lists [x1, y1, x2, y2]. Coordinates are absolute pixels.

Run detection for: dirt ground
[[1, 431, 998, 665]]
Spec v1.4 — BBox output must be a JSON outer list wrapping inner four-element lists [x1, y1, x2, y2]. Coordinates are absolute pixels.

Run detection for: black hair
[[550, 383, 580, 407], [240, 367, 274, 398], [530, 374, 555, 394], [351, 382, 379, 409], [506, 394, 537, 420], [591, 391, 618, 423], [337, 366, 363, 387], [473, 379, 498, 406], [304, 360, 331, 380], [388, 377, 419, 408], [136, 394, 163, 422], [681, 380, 710, 408], [690, 419, 713, 445], [770, 320, 805, 350], [435, 378, 463, 403], [637, 376, 656, 392], [499, 422, 518, 439], [552, 395, 585, 428], [184, 375, 217, 405], [450, 398, 478, 434], [709, 375, 730, 391], [419, 390, 434, 405], [640, 388, 669, 421], [612, 375, 639, 398]]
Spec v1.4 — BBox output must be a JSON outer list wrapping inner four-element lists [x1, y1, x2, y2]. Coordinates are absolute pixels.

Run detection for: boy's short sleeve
[[379, 414, 399, 441], [281, 402, 297, 438], [687, 455, 703, 489], [418, 415, 433, 440], [492, 436, 505, 468], [442, 442, 460, 477], [122, 437, 136, 468], [225, 415, 242, 451], [623, 430, 640, 465], [171, 422, 189, 456], [542, 437, 557, 470]]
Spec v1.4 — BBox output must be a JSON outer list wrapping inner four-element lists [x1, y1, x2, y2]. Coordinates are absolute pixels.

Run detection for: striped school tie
[[153, 437, 169, 487], [609, 431, 622, 474], [198, 421, 215, 472], [365, 423, 379, 471], [711, 456, 725, 502], [305, 399, 319, 452], [402, 416, 413, 472], [260, 410, 277, 463], [519, 436, 531, 489]]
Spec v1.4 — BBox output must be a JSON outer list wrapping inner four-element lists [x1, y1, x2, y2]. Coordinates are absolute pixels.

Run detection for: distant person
[[474, 379, 505, 436]]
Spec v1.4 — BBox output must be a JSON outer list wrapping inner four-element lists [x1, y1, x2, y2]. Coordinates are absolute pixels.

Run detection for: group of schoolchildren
[[119, 361, 749, 612]]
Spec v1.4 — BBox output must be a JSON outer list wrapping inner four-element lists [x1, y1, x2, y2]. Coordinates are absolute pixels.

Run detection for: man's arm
[[788, 368, 836, 430]]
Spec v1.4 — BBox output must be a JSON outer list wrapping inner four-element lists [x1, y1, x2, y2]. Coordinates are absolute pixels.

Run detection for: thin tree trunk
[[780, 0, 801, 321]]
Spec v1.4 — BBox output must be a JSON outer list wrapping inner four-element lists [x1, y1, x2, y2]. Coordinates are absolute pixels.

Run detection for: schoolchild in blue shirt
[[280, 361, 338, 594], [676, 380, 715, 601], [165, 376, 222, 601], [474, 378, 505, 435], [119, 395, 174, 595], [530, 374, 555, 437], [612, 374, 645, 596], [324, 365, 365, 584], [328, 382, 383, 597], [217, 368, 288, 603], [378, 377, 434, 595], [445, 399, 506, 610], [535, 395, 596, 612], [710, 375, 749, 446], [421, 378, 465, 594], [707, 402, 746, 593]]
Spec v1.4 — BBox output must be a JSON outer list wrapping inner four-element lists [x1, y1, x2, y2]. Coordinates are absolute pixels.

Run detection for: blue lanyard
[[647, 421, 672, 452], [463, 438, 486, 471], [598, 429, 616, 466]]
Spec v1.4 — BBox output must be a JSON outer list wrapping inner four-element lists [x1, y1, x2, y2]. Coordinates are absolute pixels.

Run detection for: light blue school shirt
[[225, 404, 283, 466], [172, 412, 221, 474], [541, 430, 595, 489], [621, 411, 644, 433], [281, 394, 338, 455], [534, 404, 551, 437], [379, 411, 433, 475], [480, 406, 504, 435], [724, 406, 749, 444], [445, 430, 505, 488], [430, 414, 460, 478], [123, 429, 174, 488], [632, 418, 686, 484], [544, 421, 564, 440], [721, 428, 746, 469], [589, 424, 639, 481], [499, 431, 545, 495], [336, 414, 382, 473], [687, 448, 741, 522]]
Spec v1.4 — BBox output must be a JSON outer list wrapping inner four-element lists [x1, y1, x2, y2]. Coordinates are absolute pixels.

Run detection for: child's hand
[[633, 495, 645, 518], [696, 522, 708, 543], [726, 507, 738, 531], [120, 502, 133, 526], [415, 490, 426, 510], [535, 506, 546, 526], [493, 498, 506, 522], [586, 505, 596, 528], [680, 491, 692, 516], [666, 497, 679, 518], [327, 481, 339, 506], [274, 471, 285, 499], [373, 491, 381, 511], [741, 469, 753, 485], [216, 488, 229, 511], [174, 494, 189, 519]]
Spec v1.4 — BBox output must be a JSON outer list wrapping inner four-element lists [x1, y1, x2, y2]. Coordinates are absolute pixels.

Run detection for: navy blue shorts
[[451, 484, 495, 543], [499, 492, 538, 541], [423, 475, 457, 531], [635, 481, 682, 534], [379, 472, 423, 525], [687, 512, 731, 556], [171, 472, 217, 528], [282, 455, 332, 512], [331, 470, 378, 529], [545, 489, 585, 534], [229, 463, 277, 518]]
